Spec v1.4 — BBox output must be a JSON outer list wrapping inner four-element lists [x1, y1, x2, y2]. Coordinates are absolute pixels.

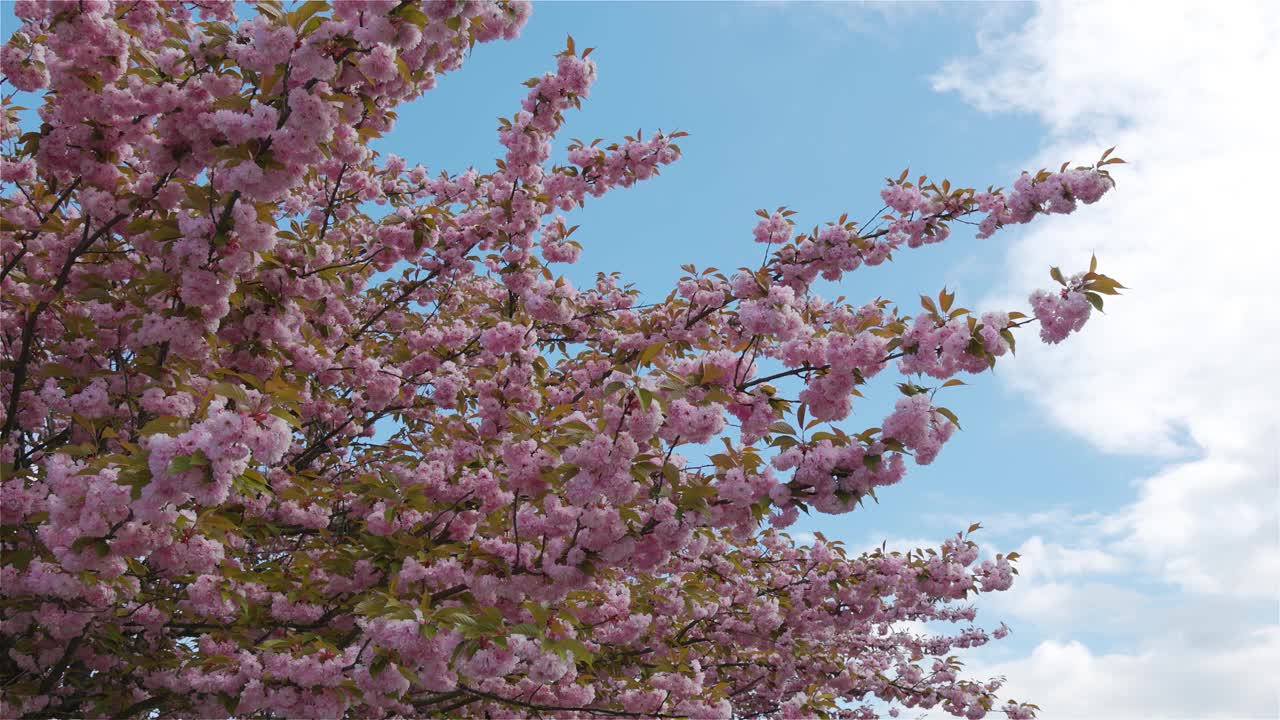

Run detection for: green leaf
[[934, 406, 962, 429], [524, 601, 551, 628], [211, 381, 249, 405], [661, 463, 679, 486], [290, 0, 330, 28], [999, 328, 1017, 355], [254, 0, 284, 21], [683, 482, 718, 500], [639, 342, 664, 365], [1086, 274, 1126, 295], [236, 467, 273, 497], [510, 623, 541, 637], [548, 637, 594, 667], [395, 4, 429, 26], [268, 406, 301, 429], [168, 451, 209, 474], [768, 421, 797, 436], [700, 364, 726, 385], [140, 415, 188, 436], [214, 368, 265, 390]]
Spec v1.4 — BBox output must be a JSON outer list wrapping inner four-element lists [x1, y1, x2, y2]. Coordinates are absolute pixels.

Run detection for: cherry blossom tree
[[0, 2, 1125, 718]]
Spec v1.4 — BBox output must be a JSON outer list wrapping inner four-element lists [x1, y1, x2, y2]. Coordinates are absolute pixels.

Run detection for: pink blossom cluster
[[0, 2, 1118, 718], [753, 212, 794, 244], [141, 397, 291, 515], [772, 439, 909, 514], [898, 311, 1012, 378], [549, 132, 681, 210], [974, 168, 1114, 238], [882, 395, 958, 466], [1031, 285, 1093, 344]]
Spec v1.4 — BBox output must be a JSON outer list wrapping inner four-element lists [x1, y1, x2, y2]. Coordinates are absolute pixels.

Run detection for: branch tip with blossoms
[[0, 2, 1120, 719]]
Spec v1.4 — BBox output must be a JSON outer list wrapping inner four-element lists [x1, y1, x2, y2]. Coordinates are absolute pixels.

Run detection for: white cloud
[[975, 627, 1280, 720], [991, 580, 1146, 632], [933, 2, 1280, 717], [927, 507, 1125, 540], [1010, 536, 1127, 582], [788, 531, 817, 546], [1122, 451, 1279, 597], [747, 1, 939, 31]]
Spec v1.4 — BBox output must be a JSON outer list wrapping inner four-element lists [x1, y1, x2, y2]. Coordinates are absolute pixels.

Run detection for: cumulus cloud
[[974, 626, 1280, 720], [932, 2, 1280, 717], [1009, 536, 1127, 582]]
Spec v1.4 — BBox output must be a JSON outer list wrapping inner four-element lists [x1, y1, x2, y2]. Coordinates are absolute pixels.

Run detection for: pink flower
[[480, 321, 529, 355]]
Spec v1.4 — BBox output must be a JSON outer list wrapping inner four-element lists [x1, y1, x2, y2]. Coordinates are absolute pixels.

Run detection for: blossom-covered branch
[[1, 1, 1122, 718]]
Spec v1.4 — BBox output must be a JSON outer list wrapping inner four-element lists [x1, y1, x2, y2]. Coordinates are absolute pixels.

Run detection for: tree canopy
[[0, 2, 1123, 718]]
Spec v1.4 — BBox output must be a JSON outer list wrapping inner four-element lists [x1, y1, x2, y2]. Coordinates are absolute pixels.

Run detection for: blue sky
[[375, 3, 1278, 717], [5, 2, 1275, 717], [374, 1, 1156, 539]]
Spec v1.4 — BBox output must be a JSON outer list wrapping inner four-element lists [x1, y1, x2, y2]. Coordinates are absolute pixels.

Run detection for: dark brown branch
[[2, 211, 129, 442], [456, 683, 684, 719]]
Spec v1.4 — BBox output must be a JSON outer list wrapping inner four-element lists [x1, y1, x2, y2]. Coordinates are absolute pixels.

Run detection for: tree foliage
[[0, 1, 1123, 718]]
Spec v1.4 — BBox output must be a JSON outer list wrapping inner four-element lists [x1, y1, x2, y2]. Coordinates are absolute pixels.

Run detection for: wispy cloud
[[739, 1, 959, 46], [788, 531, 817, 546]]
